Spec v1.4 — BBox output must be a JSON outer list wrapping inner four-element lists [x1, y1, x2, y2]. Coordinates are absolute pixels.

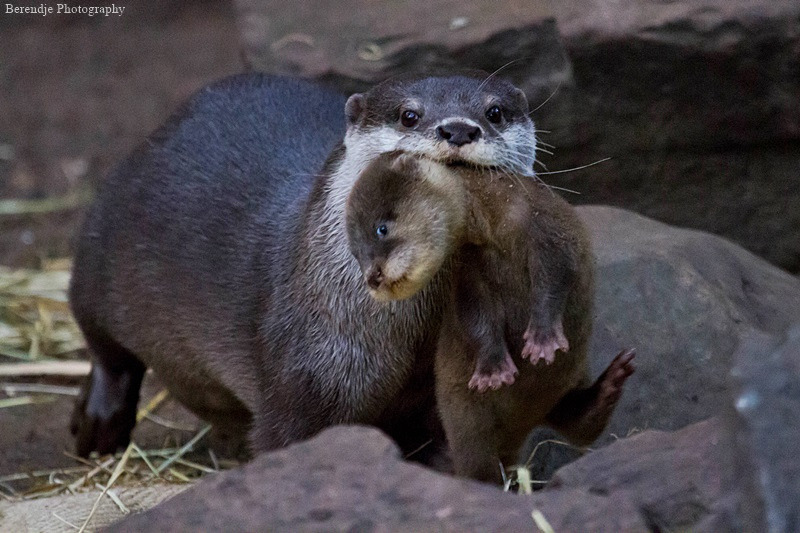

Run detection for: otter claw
[[522, 323, 569, 365], [468, 351, 518, 393]]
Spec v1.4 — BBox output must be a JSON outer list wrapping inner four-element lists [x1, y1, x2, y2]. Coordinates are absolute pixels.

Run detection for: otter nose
[[366, 266, 385, 289], [436, 122, 482, 146]]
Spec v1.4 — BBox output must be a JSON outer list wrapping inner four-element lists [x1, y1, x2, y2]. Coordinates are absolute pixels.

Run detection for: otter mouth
[[368, 273, 420, 302], [425, 155, 500, 172]]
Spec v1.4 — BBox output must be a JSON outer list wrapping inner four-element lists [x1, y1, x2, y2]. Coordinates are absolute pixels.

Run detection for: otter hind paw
[[521, 321, 569, 365], [468, 351, 518, 393]]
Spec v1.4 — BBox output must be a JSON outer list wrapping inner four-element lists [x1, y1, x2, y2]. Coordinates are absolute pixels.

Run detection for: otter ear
[[345, 94, 366, 126], [512, 87, 529, 114], [390, 153, 418, 175]]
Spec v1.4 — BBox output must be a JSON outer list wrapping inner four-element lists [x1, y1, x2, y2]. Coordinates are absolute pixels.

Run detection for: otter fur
[[346, 152, 636, 483], [69, 71, 540, 460]]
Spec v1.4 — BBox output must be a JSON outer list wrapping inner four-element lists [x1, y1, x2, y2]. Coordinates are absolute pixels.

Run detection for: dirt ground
[[0, 0, 242, 481]]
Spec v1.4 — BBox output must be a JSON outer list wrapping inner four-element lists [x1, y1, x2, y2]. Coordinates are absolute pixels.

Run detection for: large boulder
[[523, 205, 800, 478], [583, 205, 800, 436], [108, 422, 740, 532], [235, 0, 568, 99]]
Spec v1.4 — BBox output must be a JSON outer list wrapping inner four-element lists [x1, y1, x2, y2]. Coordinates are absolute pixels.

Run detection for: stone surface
[[515, 0, 800, 273], [549, 0, 800, 150], [547, 417, 739, 532], [522, 205, 800, 478], [235, 0, 570, 103], [583, 206, 800, 436], [727, 326, 800, 532], [108, 421, 742, 532]]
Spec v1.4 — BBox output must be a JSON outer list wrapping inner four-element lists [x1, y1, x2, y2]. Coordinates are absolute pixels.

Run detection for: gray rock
[[583, 206, 800, 436], [108, 420, 745, 531], [550, 0, 800, 151], [523, 206, 800, 477], [728, 326, 800, 532], [234, 0, 571, 110], [547, 417, 740, 532]]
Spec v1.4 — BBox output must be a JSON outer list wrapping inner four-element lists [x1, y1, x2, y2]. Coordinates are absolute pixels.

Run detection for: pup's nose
[[436, 122, 482, 146], [367, 266, 385, 289]]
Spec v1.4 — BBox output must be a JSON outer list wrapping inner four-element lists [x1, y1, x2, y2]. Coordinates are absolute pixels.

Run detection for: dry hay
[[0, 263, 230, 531], [0, 389, 228, 532], [0, 260, 85, 364]]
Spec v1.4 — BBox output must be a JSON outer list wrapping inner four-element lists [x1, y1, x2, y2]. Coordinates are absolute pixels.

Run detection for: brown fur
[[435, 167, 597, 483], [69, 72, 539, 462], [347, 155, 634, 484]]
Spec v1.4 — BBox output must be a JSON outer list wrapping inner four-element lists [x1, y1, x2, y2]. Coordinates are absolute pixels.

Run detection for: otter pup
[[69, 71, 539, 459], [346, 153, 635, 483], [347, 152, 580, 392]]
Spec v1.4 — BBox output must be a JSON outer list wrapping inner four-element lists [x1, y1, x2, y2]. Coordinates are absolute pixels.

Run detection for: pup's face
[[345, 153, 462, 301], [344, 73, 537, 177]]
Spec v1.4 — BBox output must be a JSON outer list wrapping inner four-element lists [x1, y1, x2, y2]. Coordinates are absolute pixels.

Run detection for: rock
[[550, 0, 800, 150], [534, 0, 800, 272], [548, 148, 800, 273], [582, 205, 800, 435], [108, 420, 744, 531], [522, 206, 800, 478], [235, 0, 570, 103], [727, 326, 800, 532], [547, 417, 740, 532]]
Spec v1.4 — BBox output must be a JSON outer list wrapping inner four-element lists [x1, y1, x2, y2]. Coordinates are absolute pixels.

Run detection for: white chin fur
[[332, 121, 537, 211]]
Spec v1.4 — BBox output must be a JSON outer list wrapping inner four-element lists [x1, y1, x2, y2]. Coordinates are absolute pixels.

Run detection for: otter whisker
[[536, 157, 611, 176], [537, 140, 556, 150], [527, 79, 563, 116], [475, 58, 529, 94]]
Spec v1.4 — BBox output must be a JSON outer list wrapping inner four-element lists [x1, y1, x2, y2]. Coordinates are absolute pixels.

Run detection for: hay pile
[[0, 263, 226, 531]]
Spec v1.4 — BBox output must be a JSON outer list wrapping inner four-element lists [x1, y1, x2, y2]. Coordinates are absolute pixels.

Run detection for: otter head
[[344, 72, 536, 176], [345, 152, 466, 302]]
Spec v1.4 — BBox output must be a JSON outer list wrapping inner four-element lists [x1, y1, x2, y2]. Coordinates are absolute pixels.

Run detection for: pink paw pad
[[521, 323, 569, 365], [468, 351, 519, 393]]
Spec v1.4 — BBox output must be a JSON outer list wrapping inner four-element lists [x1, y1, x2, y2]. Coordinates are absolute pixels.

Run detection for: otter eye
[[376, 224, 388, 238], [485, 105, 502, 124], [400, 110, 420, 128]]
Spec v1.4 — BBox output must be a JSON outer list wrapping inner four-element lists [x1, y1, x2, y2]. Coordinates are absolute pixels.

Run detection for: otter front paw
[[521, 320, 569, 365], [468, 351, 518, 393]]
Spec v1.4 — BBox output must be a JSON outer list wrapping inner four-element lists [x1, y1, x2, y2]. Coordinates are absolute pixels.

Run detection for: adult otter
[[69, 72, 538, 458], [346, 152, 635, 483]]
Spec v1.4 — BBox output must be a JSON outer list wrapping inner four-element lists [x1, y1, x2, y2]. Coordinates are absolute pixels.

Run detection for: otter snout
[[366, 264, 385, 290], [437, 121, 482, 146]]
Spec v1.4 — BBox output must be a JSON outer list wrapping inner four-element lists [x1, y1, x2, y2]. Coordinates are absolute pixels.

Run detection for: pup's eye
[[485, 105, 502, 124], [376, 224, 389, 238], [401, 110, 420, 128]]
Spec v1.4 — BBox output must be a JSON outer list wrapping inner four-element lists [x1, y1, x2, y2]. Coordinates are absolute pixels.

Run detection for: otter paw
[[521, 322, 569, 365], [468, 352, 518, 393], [595, 348, 636, 409]]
